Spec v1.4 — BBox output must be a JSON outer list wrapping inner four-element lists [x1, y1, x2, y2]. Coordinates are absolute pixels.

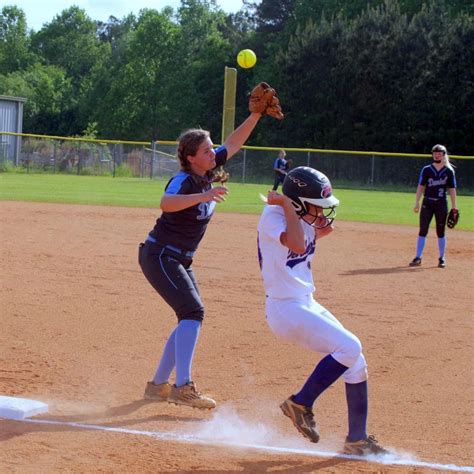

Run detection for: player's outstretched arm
[[224, 113, 261, 159]]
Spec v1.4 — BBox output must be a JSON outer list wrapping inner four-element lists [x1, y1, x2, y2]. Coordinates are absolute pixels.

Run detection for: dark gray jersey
[[418, 164, 456, 200], [149, 146, 227, 252]]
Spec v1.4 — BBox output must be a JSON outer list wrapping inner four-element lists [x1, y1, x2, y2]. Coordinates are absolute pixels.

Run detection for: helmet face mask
[[282, 166, 339, 228], [302, 205, 337, 229]]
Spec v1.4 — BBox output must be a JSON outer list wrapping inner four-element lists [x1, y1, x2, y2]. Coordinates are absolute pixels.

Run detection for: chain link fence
[[221, 148, 474, 191], [1, 133, 473, 191]]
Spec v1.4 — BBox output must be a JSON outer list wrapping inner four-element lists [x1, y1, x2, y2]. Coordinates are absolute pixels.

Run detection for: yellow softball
[[237, 49, 257, 69]]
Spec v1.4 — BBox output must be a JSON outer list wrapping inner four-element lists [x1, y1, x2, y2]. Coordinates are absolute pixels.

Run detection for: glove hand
[[266, 95, 284, 120], [249, 82, 284, 120], [447, 208, 459, 228]]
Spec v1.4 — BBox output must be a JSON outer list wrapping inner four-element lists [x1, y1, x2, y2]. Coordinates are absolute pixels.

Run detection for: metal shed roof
[[0, 95, 27, 102]]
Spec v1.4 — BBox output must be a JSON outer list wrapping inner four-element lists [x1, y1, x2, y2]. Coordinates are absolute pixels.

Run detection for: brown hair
[[177, 129, 210, 173], [176, 128, 229, 185]]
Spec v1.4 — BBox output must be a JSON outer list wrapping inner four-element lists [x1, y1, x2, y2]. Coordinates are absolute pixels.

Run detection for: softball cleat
[[280, 396, 320, 443], [144, 381, 172, 401], [409, 257, 422, 267], [169, 381, 216, 409], [343, 435, 390, 456]]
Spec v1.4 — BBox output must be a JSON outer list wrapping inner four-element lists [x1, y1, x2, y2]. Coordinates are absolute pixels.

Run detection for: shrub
[[114, 164, 133, 177], [0, 159, 14, 173], [79, 167, 95, 176]]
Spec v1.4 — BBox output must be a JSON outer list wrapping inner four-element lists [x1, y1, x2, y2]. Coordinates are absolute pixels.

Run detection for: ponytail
[[443, 153, 455, 172]]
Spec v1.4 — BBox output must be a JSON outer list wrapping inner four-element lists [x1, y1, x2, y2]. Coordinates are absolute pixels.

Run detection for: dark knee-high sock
[[345, 381, 368, 442], [175, 319, 201, 387], [293, 355, 348, 407]]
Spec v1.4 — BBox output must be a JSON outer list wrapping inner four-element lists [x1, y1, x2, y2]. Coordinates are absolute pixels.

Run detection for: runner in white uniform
[[257, 166, 388, 456]]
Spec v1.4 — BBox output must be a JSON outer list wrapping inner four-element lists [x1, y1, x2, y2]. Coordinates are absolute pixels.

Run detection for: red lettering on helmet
[[321, 185, 332, 198]]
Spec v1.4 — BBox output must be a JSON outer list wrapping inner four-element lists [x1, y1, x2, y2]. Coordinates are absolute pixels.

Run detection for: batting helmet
[[282, 166, 339, 228], [432, 144, 447, 154]]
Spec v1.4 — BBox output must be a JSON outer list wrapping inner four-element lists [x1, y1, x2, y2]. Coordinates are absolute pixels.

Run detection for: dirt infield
[[1, 201, 473, 473]]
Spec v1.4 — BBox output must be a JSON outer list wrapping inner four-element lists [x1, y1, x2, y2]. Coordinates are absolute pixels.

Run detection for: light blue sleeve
[[165, 171, 190, 194]]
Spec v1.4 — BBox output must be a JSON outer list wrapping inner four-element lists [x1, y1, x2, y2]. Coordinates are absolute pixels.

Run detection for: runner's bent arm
[[279, 198, 306, 254]]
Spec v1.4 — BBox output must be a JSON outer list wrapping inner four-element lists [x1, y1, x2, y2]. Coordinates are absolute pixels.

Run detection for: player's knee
[[436, 228, 445, 238], [341, 336, 363, 367], [178, 307, 205, 323], [342, 352, 368, 383], [418, 230, 428, 237], [345, 363, 368, 383]]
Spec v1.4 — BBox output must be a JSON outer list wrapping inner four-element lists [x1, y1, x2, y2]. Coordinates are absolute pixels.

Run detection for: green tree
[[31, 6, 106, 84], [96, 14, 137, 59], [402, 2, 474, 153], [243, 0, 296, 34], [0, 5, 35, 73], [274, 14, 350, 148], [87, 8, 180, 139], [173, 0, 232, 138], [78, 14, 137, 137], [0, 63, 73, 133], [90, 1, 234, 141], [29, 6, 111, 134]]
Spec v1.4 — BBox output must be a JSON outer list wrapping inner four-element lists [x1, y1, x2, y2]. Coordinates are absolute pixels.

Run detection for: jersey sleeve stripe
[[165, 171, 189, 194]]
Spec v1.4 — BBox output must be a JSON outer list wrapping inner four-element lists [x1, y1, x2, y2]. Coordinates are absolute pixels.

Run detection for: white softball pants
[[266, 294, 368, 384]]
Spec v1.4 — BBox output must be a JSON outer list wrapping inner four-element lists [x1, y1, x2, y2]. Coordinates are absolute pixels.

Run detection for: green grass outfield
[[1, 173, 472, 230]]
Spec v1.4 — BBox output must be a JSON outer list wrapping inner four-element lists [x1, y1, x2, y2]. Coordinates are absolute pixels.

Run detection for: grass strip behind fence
[[0, 173, 472, 230]]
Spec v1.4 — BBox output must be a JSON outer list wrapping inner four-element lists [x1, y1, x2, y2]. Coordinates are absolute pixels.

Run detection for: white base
[[0, 395, 49, 420]]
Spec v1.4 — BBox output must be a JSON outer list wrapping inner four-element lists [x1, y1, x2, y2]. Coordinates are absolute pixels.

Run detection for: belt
[[146, 235, 195, 257]]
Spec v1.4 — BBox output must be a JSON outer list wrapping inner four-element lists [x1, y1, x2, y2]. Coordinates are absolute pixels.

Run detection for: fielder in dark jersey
[[139, 112, 264, 409], [148, 151, 227, 254], [272, 149, 288, 190], [409, 144, 457, 268]]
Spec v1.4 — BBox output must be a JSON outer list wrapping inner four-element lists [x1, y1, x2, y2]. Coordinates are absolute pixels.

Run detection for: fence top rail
[[0, 131, 177, 147], [1, 131, 472, 160], [240, 145, 474, 159]]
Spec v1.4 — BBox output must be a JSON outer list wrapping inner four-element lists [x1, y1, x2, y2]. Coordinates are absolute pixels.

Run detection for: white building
[[0, 95, 27, 165]]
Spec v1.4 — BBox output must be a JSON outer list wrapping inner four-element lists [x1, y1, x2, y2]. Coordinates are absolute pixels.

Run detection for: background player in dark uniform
[[138, 85, 282, 409], [409, 144, 457, 268], [272, 149, 288, 190]]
